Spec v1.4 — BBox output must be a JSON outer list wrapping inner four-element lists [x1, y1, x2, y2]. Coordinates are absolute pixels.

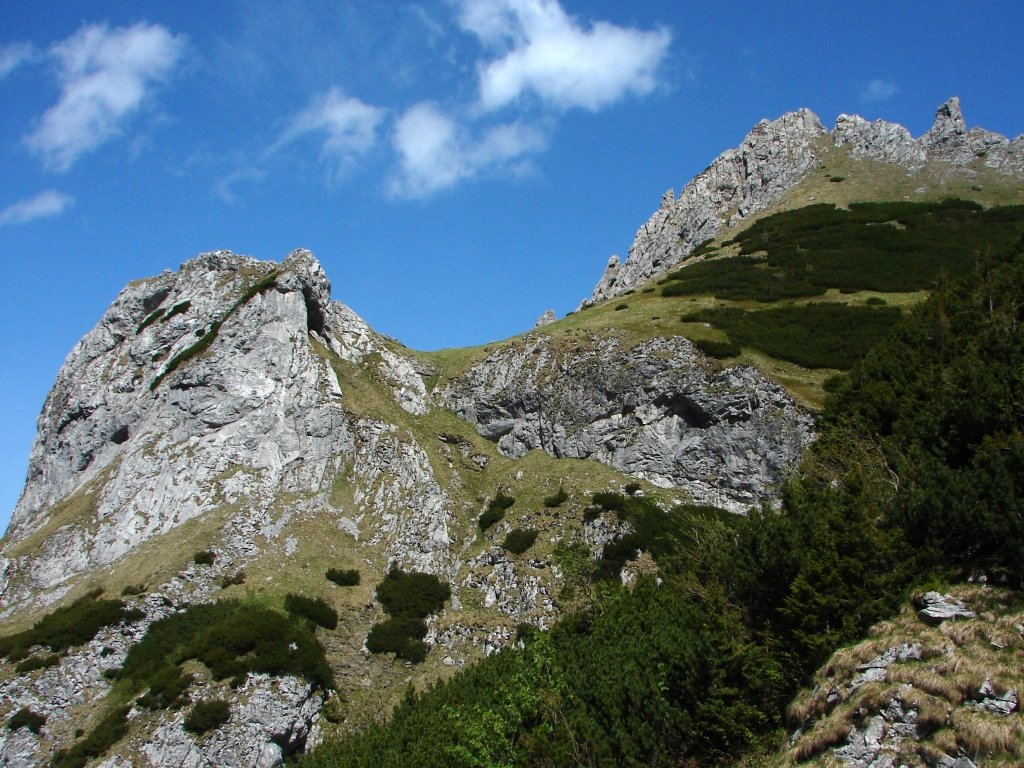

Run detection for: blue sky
[[2, 0, 1023, 530]]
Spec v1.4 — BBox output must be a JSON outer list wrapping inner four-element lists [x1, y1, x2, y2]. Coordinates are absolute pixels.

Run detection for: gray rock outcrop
[[533, 309, 557, 328], [440, 334, 814, 512], [589, 98, 1024, 302], [590, 109, 827, 303], [1, 249, 443, 611], [916, 591, 977, 626]]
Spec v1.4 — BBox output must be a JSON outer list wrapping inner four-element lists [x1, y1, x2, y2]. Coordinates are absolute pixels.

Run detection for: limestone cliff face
[[589, 98, 1024, 302], [2, 250, 436, 607], [0, 250, 453, 767], [440, 334, 814, 513]]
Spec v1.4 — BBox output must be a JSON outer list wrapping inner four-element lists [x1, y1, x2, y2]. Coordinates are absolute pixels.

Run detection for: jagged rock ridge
[[589, 97, 1024, 302]]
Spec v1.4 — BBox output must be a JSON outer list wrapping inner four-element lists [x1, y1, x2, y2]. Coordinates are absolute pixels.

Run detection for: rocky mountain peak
[[589, 106, 827, 303], [588, 98, 1024, 302], [924, 96, 967, 148]]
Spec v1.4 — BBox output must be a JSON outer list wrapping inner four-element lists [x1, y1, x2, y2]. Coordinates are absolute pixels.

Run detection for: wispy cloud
[[25, 22, 187, 172], [0, 190, 73, 226], [213, 167, 266, 205], [0, 41, 38, 80], [862, 78, 899, 103], [271, 87, 385, 180], [457, 0, 671, 112], [388, 102, 546, 198]]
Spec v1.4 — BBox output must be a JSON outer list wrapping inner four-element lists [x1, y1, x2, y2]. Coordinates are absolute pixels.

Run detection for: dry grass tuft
[[789, 717, 852, 762], [854, 682, 899, 716], [786, 689, 826, 728], [900, 687, 950, 733], [942, 620, 986, 647], [887, 665, 963, 704], [823, 646, 868, 681], [952, 709, 1024, 758]]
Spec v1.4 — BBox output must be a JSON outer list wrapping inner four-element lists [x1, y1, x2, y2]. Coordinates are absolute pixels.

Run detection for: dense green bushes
[[297, 208, 1024, 768], [693, 337, 742, 359], [51, 705, 130, 768], [824, 237, 1024, 583], [542, 486, 568, 507], [478, 493, 515, 530], [7, 708, 45, 734], [116, 601, 334, 691], [661, 200, 1024, 302], [367, 569, 450, 663], [501, 528, 538, 555], [326, 568, 360, 586], [285, 594, 338, 629], [0, 590, 141, 661], [184, 700, 231, 735], [682, 304, 903, 369], [14, 653, 60, 673], [137, 664, 193, 709], [192, 550, 215, 565]]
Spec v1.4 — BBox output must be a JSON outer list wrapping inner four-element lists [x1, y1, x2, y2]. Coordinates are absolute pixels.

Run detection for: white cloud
[[862, 79, 899, 102], [25, 22, 186, 172], [0, 190, 73, 226], [388, 101, 545, 198], [456, 0, 671, 112], [213, 167, 266, 205], [0, 41, 37, 80], [272, 87, 385, 179]]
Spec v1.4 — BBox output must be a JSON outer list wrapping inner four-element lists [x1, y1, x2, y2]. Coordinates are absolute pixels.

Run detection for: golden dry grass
[[785, 586, 1024, 766], [788, 716, 852, 762], [952, 709, 1024, 758]]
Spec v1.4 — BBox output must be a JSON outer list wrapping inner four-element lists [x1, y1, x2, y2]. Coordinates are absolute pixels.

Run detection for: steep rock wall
[[440, 334, 814, 512]]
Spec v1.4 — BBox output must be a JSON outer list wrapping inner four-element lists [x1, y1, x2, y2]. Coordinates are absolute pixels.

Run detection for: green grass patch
[[150, 270, 280, 390], [135, 307, 166, 333], [161, 301, 191, 322]]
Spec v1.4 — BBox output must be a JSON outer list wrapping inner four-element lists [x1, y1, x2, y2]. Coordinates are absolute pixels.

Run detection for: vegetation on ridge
[[298, 228, 1024, 767]]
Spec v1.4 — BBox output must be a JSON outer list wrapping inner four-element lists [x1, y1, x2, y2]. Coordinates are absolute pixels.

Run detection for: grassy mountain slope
[[298, 204, 1024, 768]]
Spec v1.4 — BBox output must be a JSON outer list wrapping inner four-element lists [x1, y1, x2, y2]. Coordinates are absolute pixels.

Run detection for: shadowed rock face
[[589, 98, 1024, 303], [441, 334, 814, 513]]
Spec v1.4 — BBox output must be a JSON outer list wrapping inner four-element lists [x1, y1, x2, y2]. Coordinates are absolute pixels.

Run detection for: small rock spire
[[924, 96, 966, 148]]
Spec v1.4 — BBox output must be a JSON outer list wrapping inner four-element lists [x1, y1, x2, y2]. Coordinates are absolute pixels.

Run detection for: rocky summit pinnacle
[[587, 98, 1024, 303], [2, 249, 435, 605]]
